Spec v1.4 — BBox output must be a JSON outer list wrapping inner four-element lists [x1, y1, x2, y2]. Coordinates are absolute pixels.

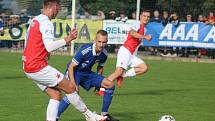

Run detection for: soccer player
[[22, 0, 106, 121], [108, 10, 152, 87], [57, 30, 119, 121]]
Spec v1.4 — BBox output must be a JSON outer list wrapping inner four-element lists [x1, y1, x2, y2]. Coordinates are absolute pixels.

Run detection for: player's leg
[[57, 72, 81, 119], [90, 73, 119, 121], [101, 79, 119, 121], [26, 65, 105, 121], [25, 66, 64, 121], [108, 67, 124, 82], [108, 46, 132, 87], [123, 55, 148, 77], [57, 95, 70, 119], [45, 87, 61, 121], [57, 77, 107, 121]]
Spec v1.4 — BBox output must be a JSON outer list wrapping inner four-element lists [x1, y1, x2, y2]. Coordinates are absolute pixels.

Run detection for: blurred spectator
[[19, 9, 29, 24], [115, 10, 128, 22], [150, 10, 161, 23], [160, 11, 169, 56], [197, 14, 205, 23], [161, 10, 169, 26], [197, 14, 206, 58], [198, 48, 207, 58], [108, 10, 116, 20], [96, 10, 105, 20], [149, 10, 161, 55], [80, 11, 92, 19], [205, 11, 215, 25], [186, 14, 192, 22], [130, 10, 136, 19], [180, 14, 193, 57], [166, 12, 180, 57], [169, 11, 180, 27], [0, 16, 4, 36]]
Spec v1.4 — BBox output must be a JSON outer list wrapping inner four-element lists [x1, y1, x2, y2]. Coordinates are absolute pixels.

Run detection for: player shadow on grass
[[114, 111, 159, 120], [115, 89, 191, 96], [0, 75, 26, 80]]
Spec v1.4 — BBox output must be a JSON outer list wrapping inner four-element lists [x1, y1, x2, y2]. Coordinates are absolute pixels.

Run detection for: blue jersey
[[70, 43, 108, 72], [65, 43, 108, 90]]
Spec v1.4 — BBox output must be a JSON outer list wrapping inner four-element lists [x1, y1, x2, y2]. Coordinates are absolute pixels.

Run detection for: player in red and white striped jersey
[[22, 0, 107, 121], [108, 10, 152, 87]]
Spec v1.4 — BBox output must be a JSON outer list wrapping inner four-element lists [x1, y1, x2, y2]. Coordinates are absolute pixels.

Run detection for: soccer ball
[[159, 115, 176, 121]]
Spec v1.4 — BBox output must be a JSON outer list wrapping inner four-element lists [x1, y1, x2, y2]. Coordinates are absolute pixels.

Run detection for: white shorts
[[25, 65, 64, 91], [116, 46, 144, 70]]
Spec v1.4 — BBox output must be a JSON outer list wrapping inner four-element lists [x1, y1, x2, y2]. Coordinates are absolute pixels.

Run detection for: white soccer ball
[[159, 115, 176, 121]]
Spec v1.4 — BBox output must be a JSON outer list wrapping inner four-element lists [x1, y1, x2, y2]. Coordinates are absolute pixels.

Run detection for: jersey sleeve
[[131, 21, 140, 32], [40, 20, 66, 52], [72, 46, 85, 65], [40, 21, 55, 41]]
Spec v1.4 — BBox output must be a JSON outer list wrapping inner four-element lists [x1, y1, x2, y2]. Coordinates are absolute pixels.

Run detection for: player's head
[[95, 30, 108, 52], [43, 0, 60, 19], [140, 9, 151, 25]]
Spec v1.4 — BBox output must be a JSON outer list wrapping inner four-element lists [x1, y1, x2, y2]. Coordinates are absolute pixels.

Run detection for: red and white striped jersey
[[123, 21, 145, 54], [23, 14, 54, 73]]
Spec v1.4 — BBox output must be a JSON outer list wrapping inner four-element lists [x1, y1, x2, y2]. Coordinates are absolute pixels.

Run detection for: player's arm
[[68, 62, 77, 84], [68, 46, 85, 92], [97, 66, 104, 75], [68, 62, 79, 92], [130, 29, 152, 41], [41, 22, 77, 52], [97, 52, 108, 75]]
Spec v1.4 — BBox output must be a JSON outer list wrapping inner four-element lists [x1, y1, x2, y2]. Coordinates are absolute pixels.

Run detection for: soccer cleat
[[104, 114, 119, 121], [116, 76, 123, 87], [97, 88, 105, 96], [85, 112, 107, 121]]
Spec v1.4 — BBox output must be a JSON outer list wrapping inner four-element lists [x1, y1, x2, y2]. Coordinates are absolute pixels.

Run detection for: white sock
[[46, 99, 60, 121], [122, 68, 136, 77], [66, 91, 87, 113], [101, 112, 108, 116], [83, 109, 94, 117]]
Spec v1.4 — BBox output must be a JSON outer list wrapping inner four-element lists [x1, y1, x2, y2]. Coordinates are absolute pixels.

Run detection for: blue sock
[[57, 96, 71, 118], [102, 86, 115, 112]]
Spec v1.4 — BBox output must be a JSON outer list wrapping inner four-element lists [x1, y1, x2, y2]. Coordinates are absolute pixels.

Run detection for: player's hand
[[64, 29, 78, 44], [75, 84, 79, 94], [144, 35, 152, 41]]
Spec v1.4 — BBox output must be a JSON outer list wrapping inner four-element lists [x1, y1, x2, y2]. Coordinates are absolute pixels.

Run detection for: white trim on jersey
[[72, 58, 79, 65], [81, 46, 91, 55], [131, 21, 140, 31]]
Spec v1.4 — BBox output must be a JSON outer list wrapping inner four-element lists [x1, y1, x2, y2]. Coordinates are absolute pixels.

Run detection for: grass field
[[0, 52, 215, 121]]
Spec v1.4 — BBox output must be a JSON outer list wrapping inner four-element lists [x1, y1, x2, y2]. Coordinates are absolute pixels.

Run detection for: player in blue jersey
[[57, 30, 119, 121]]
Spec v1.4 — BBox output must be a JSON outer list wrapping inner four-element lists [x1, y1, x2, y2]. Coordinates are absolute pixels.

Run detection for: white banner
[[103, 20, 137, 44]]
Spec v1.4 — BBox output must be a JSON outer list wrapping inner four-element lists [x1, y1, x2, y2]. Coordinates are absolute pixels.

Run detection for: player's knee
[[102, 79, 115, 88], [105, 86, 115, 94], [116, 67, 124, 75], [107, 81, 115, 88], [64, 83, 76, 94], [49, 90, 62, 100], [140, 64, 148, 74]]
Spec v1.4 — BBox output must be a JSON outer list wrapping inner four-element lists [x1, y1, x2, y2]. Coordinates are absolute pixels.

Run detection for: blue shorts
[[65, 71, 104, 91]]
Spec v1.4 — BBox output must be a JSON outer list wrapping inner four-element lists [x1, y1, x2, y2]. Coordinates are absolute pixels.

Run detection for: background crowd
[[0, 0, 214, 59]]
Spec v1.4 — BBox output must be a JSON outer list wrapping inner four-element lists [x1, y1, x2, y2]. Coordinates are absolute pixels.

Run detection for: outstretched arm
[[130, 29, 152, 41], [43, 29, 78, 52]]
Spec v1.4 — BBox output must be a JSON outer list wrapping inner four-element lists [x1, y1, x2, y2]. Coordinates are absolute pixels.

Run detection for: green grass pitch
[[0, 52, 215, 121]]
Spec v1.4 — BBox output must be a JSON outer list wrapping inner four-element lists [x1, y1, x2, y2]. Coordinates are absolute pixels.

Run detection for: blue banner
[[143, 22, 215, 48]]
